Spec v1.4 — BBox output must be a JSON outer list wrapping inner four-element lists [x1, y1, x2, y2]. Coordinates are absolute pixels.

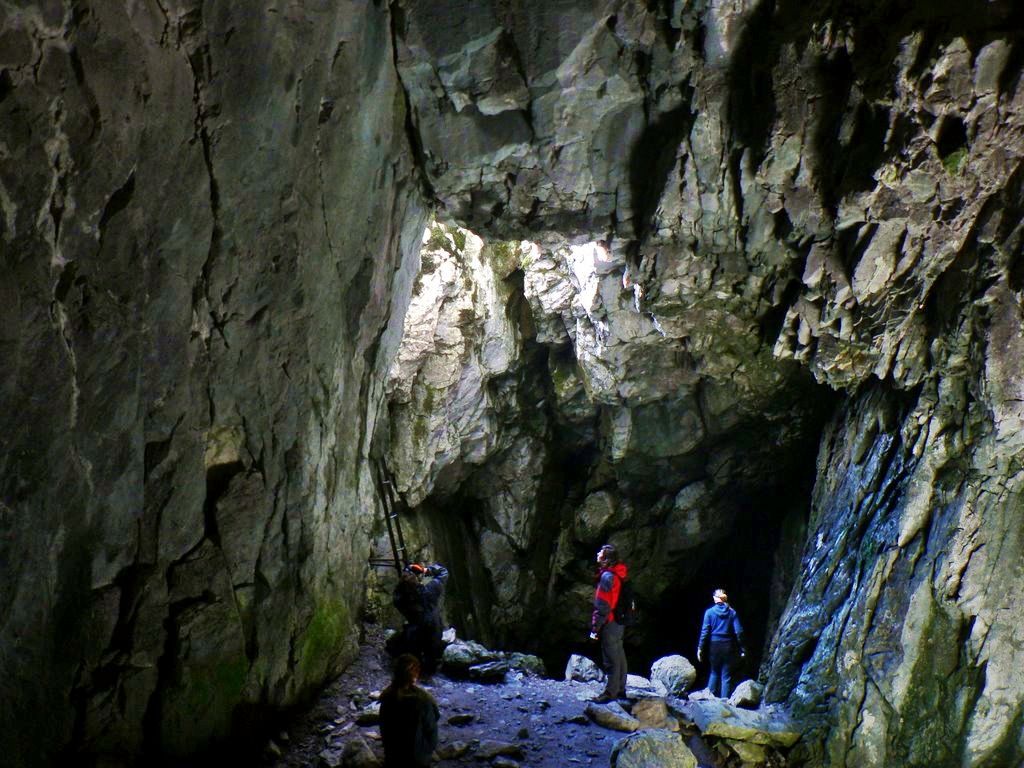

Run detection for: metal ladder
[[368, 458, 409, 575]]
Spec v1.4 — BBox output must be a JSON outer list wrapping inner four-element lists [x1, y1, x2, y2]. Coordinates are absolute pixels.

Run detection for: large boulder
[[671, 700, 800, 749], [611, 730, 699, 768], [649, 655, 697, 697]]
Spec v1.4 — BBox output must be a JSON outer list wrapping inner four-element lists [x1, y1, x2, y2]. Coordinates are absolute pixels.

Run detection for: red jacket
[[591, 562, 628, 634]]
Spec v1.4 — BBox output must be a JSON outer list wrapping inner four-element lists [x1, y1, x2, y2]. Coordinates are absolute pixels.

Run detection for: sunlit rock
[[610, 729, 698, 768], [565, 654, 605, 684], [650, 655, 697, 697]]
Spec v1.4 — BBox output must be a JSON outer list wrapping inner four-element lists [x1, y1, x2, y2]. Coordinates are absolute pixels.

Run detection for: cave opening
[[375, 218, 842, 695]]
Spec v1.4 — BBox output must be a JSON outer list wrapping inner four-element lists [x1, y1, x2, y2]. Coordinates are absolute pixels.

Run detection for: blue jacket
[[698, 603, 745, 652]]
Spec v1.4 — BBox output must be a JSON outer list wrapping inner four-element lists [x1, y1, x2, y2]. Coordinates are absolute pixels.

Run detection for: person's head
[[392, 653, 421, 688], [713, 588, 728, 604], [596, 544, 618, 567]]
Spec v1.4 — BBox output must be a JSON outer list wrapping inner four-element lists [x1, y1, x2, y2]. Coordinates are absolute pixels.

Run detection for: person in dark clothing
[[379, 653, 439, 768], [697, 588, 746, 698], [387, 562, 449, 676], [590, 544, 629, 703]]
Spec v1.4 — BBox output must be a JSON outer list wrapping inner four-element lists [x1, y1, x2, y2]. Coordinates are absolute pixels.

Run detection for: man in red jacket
[[590, 544, 628, 703]]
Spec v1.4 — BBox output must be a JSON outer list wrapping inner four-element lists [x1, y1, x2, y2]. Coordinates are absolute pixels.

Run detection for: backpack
[[615, 576, 639, 627]]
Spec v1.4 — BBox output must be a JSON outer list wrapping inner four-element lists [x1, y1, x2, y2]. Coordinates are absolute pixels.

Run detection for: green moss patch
[[297, 598, 350, 682]]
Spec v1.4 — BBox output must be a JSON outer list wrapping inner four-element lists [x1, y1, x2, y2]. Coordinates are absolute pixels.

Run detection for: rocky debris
[[671, 699, 800, 749], [585, 702, 640, 733], [437, 741, 472, 759], [442, 638, 544, 682], [340, 736, 380, 768], [354, 702, 381, 725], [649, 655, 697, 697], [475, 740, 525, 760], [565, 654, 605, 683], [610, 730, 699, 768], [728, 681, 764, 710]]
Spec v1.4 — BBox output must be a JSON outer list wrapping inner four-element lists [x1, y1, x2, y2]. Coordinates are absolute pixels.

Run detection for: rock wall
[[387, 1, 1024, 765], [0, 1, 425, 763], [2, 0, 1024, 765]]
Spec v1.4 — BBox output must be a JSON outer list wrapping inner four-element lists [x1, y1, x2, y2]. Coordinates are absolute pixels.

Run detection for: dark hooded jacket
[[379, 684, 439, 768], [699, 602, 745, 652]]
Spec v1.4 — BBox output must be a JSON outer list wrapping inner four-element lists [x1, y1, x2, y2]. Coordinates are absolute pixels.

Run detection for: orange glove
[[407, 563, 426, 575]]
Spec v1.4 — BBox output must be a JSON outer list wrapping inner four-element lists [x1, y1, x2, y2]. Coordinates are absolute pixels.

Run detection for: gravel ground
[[261, 625, 724, 768]]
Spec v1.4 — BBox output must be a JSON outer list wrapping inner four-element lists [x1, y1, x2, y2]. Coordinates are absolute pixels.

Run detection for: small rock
[[493, 758, 519, 768], [475, 740, 524, 760], [448, 713, 475, 726], [565, 654, 604, 683], [728, 680, 764, 709], [688, 688, 717, 701], [355, 702, 380, 726], [265, 740, 283, 758], [508, 651, 546, 676], [341, 735, 381, 767], [468, 660, 510, 682], [631, 697, 671, 729], [625, 673, 665, 697], [564, 714, 589, 725], [725, 738, 768, 763], [585, 702, 640, 732], [437, 741, 472, 759], [318, 747, 343, 768], [516, 726, 529, 739]]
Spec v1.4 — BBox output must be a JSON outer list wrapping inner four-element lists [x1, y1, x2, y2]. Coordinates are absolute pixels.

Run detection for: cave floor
[[262, 624, 725, 768]]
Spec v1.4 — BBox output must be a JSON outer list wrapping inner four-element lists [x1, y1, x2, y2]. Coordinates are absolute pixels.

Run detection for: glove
[[740, 650, 747, 659], [697, 649, 703, 663], [406, 563, 426, 575], [589, 632, 598, 641]]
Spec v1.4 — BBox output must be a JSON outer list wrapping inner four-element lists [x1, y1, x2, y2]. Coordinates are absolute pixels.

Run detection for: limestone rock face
[[0, 2, 424, 764]]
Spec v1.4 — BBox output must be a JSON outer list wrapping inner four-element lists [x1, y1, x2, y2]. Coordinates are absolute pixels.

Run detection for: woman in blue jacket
[[697, 588, 746, 698]]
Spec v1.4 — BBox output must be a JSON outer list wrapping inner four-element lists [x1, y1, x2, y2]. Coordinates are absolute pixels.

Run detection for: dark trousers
[[600, 621, 627, 697], [708, 640, 736, 698]]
